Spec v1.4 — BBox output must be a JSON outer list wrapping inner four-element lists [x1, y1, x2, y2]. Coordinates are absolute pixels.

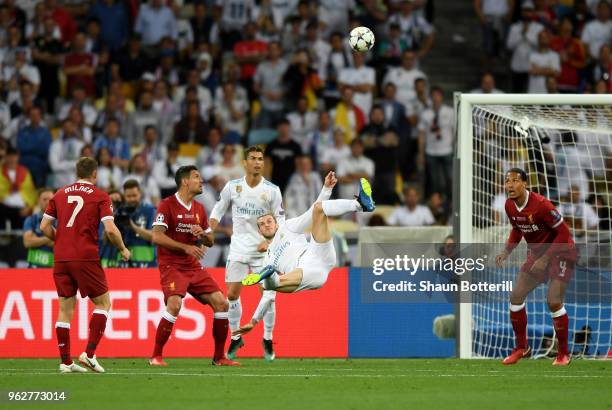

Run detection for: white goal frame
[[454, 93, 612, 359]]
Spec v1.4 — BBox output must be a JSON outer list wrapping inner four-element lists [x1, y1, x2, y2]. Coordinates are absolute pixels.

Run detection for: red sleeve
[[44, 196, 57, 220], [153, 200, 170, 229], [99, 193, 114, 221], [540, 199, 564, 229]]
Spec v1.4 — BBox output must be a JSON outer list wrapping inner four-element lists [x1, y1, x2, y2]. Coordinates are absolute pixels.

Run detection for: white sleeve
[[209, 182, 231, 222], [506, 24, 521, 50], [551, 53, 561, 72], [423, 206, 436, 225], [284, 186, 333, 234], [387, 208, 400, 226], [271, 185, 286, 225], [48, 142, 74, 172], [365, 159, 375, 179]]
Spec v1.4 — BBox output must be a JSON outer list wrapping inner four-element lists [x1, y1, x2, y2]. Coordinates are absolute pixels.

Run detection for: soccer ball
[[349, 26, 375, 52]]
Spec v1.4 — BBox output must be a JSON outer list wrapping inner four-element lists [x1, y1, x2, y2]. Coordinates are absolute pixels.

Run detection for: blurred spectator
[[63, 32, 97, 97], [581, 0, 611, 59], [196, 126, 223, 168], [80, 144, 94, 157], [93, 117, 130, 170], [387, 186, 434, 226], [153, 142, 181, 199], [590, 43, 611, 91], [383, 50, 427, 112], [405, 77, 429, 180], [16, 106, 50, 187], [31, 17, 63, 113], [330, 86, 366, 143], [507, 2, 544, 93], [285, 155, 323, 218], [190, 2, 215, 46], [152, 79, 177, 138], [474, 0, 512, 62], [361, 105, 399, 205], [3, 47, 40, 97], [0, 99, 9, 137], [27, 2, 56, 41], [283, 48, 322, 112], [302, 20, 331, 79], [428, 192, 448, 225], [418, 86, 454, 199], [196, 51, 218, 94], [139, 125, 167, 169], [233, 21, 268, 86], [470, 72, 504, 93], [93, 93, 130, 136], [0, 145, 37, 228], [173, 100, 209, 145], [48, 118, 85, 188], [0, 24, 26, 69], [58, 84, 97, 126], [377, 22, 409, 67], [319, 0, 353, 36], [546, 75, 560, 93], [96, 146, 122, 191], [338, 52, 376, 115], [215, 82, 248, 139], [310, 110, 334, 167], [22, 187, 55, 268], [254, 41, 288, 128], [88, 0, 129, 52], [134, 0, 177, 50], [319, 127, 350, 175], [214, 144, 242, 185], [154, 48, 180, 89], [129, 90, 160, 145], [265, 119, 302, 192], [287, 96, 318, 154], [388, 0, 435, 59], [559, 185, 599, 238], [533, 0, 558, 30], [176, 68, 213, 116], [321, 31, 352, 105], [367, 213, 388, 226], [123, 153, 160, 206], [336, 138, 375, 200], [47, 0, 77, 44], [550, 18, 586, 92], [172, 2, 193, 58], [571, 0, 595, 38], [528, 30, 561, 93], [218, 0, 255, 50], [113, 33, 149, 87]]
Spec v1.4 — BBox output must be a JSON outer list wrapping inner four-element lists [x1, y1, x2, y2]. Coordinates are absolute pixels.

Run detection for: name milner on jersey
[[64, 185, 94, 195]]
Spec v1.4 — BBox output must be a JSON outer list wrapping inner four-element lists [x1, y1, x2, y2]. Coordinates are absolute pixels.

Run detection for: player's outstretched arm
[[152, 225, 206, 259], [103, 219, 131, 261]]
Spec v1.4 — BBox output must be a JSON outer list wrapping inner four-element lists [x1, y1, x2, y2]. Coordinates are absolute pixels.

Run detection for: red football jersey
[[44, 180, 114, 261], [505, 191, 574, 254], [153, 193, 211, 269]]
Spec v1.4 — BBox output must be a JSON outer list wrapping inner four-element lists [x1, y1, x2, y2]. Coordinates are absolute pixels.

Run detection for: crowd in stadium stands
[[0, 0, 610, 267]]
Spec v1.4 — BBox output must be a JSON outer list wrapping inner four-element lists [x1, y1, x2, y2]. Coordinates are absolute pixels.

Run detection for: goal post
[[455, 93, 612, 359]]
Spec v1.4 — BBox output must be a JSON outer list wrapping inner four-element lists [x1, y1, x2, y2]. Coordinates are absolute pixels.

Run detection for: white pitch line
[[0, 371, 609, 379]]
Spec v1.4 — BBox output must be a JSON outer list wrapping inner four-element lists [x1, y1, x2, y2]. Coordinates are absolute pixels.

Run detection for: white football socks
[[228, 297, 242, 340], [322, 199, 361, 216]]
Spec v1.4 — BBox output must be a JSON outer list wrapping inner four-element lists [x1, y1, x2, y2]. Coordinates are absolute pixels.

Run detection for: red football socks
[[213, 312, 229, 361], [153, 312, 177, 357], [510, 304, 528, 349], [552, 308, 569, 356], [55, 322, 72, 365], [86, 310, 108, 358]]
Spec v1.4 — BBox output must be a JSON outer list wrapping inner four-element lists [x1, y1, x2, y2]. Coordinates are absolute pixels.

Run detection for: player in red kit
[[39, 157, 130, 374], [149, 165, 238, 366], [495, 168, 576, 366]]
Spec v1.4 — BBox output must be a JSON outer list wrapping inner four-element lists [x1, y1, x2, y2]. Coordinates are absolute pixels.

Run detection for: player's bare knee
[[212, 298, 229, 312], [547, 300, 563, 312], [166, 296, 182, 316], [509, 293, 526, 306]]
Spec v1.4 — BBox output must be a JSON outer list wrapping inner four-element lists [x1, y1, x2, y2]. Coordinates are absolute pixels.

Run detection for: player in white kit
[[233, 172, 375, 336], [209, 146, 284, 361]]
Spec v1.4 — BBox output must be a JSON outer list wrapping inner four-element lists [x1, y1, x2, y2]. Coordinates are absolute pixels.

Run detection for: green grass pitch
[[0, 358, 610, 410]]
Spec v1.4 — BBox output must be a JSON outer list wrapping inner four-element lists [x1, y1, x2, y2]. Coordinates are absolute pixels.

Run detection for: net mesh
[[469, 103, 611, 359]]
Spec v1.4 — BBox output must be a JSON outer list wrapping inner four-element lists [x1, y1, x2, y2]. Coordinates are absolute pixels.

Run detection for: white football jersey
[[210, 177, 284, 262], [264, 186, 332, 273]]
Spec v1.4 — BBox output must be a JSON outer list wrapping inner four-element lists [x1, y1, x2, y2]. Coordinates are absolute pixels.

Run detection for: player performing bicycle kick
[[233, 172, 375, 336]]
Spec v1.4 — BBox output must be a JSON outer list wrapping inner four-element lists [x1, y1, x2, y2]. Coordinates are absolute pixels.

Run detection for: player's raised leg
[[78, 291, 111, 373], [548, 278, 570, 366], [56, 296, 87, 373], [150, 295, 181, 366], [503, 271, 540, 365], [197, 291, 240, 366]]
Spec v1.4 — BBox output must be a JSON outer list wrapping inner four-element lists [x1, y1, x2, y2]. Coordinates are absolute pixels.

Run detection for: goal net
[[455, 94, 611, 359]]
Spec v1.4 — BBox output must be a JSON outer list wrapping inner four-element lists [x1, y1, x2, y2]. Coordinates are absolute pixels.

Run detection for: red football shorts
[[53, 261, 109, 298], [521, 253, 575, 284], [159, 265, 221, 303]]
